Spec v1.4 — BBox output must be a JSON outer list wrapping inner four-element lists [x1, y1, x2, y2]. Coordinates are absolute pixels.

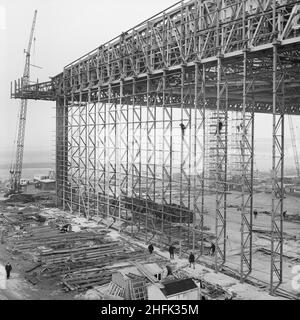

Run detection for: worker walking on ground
[[169, 244, 175, 259], [5, 262, 12, 279], [210, 243, 215, 256], [189, 252, 195, 269], [215, 120, 223, 135], [166, 265, 172, 276], [253, 210, 258, 219], [148, 243, 154, 254]]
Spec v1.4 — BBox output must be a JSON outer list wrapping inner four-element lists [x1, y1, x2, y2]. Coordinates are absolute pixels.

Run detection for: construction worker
[[210, 243, 215, 256], [5, 262, 12, 279], [166, 265, 172, 276], [283, 211, 287, 219], [148, 243, 154, 254], [253, 210, 258, 219], [169, 244, 175, 259], [215, 120, 223, 135], [61, 224, 71, 233], [180, 123, 186, 137], [0, 228, 4, 244], [188, 252, 195, 269]]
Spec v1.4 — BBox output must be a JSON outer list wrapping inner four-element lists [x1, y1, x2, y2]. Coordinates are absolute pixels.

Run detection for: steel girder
[[26, 0, 300, 297], [12, 1, 300, 115], [270, 42, 284, 295]]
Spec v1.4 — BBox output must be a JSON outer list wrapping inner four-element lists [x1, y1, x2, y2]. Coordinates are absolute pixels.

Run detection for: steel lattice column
[[86, 90, 97, 218], [131, 78, 142, 231], [194, 63, 206, 254], [162, 70, 173, 242], [119, 81, 130, 225], [240, 49, 254, 281], [78, 92, 87, 216], [146, 74, 158, 241], [215, 54, 228, 271], [180, 66, 192, 249], [69, 95, 80, 212], [270, 43, 284, 294], [56, 96, 68, 208], [107, 84, 118, 218], [97, 86, 107, 216]]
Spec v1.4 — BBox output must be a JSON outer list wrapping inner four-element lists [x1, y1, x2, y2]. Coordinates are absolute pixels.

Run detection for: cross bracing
[[11, 0, 300, 296]]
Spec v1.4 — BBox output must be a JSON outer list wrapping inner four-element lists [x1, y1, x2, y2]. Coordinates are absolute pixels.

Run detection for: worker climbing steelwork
[[283, 210, 287, 219], [180, 123, 186, 137], [253, 209, 258, 219], [215, 120, 223, 135]]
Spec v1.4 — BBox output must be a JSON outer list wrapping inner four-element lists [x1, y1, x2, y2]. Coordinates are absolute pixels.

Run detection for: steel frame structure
[[11, 0, 300, 295]]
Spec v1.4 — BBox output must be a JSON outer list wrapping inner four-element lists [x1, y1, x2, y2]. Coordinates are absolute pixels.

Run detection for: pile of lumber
[[3, 193, 35, 203], [8, 224, 162, 292], [61, 269, 113, 292], [200, 279, 234, 300], [9, 226, 109, 253]]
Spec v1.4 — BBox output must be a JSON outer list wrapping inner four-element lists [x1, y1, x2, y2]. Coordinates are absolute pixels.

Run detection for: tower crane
[[288, 114, 300, 177], [8, 10, 37, 195]]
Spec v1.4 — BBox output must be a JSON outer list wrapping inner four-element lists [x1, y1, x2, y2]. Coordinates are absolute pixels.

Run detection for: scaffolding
[[11, 0, 300, 295]]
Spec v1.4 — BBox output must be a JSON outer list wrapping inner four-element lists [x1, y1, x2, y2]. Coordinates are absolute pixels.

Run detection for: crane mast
[[9, 10, 37, 193], [288, 115, 300, 177]]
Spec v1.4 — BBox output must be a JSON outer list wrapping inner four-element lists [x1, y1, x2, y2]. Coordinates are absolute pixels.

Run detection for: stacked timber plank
[[7, 224, 161, 292]]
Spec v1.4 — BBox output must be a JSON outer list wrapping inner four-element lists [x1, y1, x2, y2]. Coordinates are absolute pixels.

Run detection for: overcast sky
[[0, 0, 299, 170]]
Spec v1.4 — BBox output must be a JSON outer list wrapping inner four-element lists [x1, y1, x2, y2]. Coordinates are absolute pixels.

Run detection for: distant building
[[38, 179, 56, 191], [33, 174, 49, 182]]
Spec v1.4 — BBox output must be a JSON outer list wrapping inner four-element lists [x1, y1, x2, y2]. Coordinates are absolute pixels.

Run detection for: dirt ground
[[0, 189, 299, 300], [199, 191, 300, 295], [0, 239, 76, 300]]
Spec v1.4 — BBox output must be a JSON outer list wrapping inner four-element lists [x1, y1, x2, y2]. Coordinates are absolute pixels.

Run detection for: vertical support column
[[119, 80, 129, 225], [56, 98, 62, 208], [179, 67, 184, 247], [215, 54, 228, 272], [162, 70, 173, 242], [97, 86, 107, 216], [180, 65, 192, 250], [146, 74, 157, 240], [69, 93, 75, 212], [270, 43, 284, 294], [108, 85, 117, 218], [240, 50, 254, 281], [86, 92, 97, 217], [56, 96, 68, 208], [85, 92, 89, 219], [106, 83, 112, 218], [132, 78, 142, 232], [78, 91, 87, 216], [116, 82, 122, 228], [194, 63, 206, 254]]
